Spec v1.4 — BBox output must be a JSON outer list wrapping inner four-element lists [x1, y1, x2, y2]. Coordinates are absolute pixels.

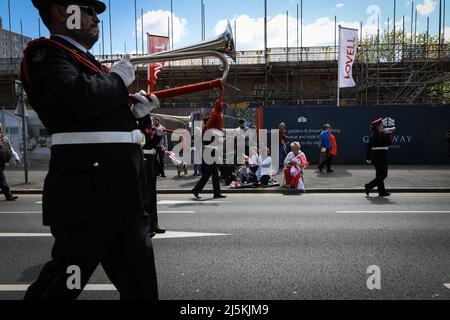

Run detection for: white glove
[[366, 160, 372, 165], [383, 127, 396, 133], [111, 54, 135, 87], [130, 90, 159, 119]]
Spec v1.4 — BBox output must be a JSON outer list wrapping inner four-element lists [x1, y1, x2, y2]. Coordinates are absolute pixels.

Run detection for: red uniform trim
[[22, 37, 105, 89]]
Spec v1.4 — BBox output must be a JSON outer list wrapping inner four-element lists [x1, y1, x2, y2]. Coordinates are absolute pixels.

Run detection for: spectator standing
[[278, 122, 288, 172], [318, 124, 335, 173], [235, 119, 250, 164], [0, 122, 19, 201], [192, 126, 203, 176]]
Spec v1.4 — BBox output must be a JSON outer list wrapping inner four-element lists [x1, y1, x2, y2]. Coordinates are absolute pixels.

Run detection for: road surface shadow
[[365, 196, 398, 205], [18, 264, 45, 283], [312, 170, 353, 178]]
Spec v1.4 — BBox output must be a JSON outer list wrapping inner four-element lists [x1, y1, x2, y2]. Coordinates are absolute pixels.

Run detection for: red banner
[[147, 34, 169, 93]]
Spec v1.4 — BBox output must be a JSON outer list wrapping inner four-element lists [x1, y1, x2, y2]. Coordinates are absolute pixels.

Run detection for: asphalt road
[[0, 193, 449, 300]]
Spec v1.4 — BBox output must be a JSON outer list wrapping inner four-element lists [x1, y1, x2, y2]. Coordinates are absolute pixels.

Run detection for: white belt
[[51, 130, 145, 146], [372, 147, 389, 151], [143, 149, 156, 155]]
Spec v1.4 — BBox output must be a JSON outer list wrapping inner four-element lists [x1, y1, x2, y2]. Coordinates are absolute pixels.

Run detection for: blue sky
[[0, 0, 448, 54]]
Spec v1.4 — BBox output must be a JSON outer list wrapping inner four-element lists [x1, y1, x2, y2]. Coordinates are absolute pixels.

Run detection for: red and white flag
[[147, 34, 169, 92], [338, 27, 358, 88], [162, 147, 182, 165]]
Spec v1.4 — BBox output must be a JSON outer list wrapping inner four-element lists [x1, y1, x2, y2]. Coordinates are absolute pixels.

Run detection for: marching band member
[[21, 0, 158, 300], [153, 117, 168, 178], [365, 118, 396, 197], [192, 99, 226, 199], [283, 142, 309, 191], [135, 104, 166, 237]]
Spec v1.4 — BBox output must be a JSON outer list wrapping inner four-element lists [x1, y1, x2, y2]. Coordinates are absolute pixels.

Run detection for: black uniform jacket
[[141, 123, 162, 175], [21, 36, 145, 226], [367, 130, 393, 161]]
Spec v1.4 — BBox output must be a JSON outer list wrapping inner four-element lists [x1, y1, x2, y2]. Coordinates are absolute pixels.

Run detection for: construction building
[[1, 41, 449, 110]]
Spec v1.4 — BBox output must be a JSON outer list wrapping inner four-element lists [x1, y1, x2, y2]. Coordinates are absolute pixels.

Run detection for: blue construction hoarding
[[263, 106, 450, 164]]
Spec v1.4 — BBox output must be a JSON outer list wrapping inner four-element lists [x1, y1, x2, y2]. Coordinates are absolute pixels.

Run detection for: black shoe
[[148, 232, 156, 239], [6, 196, 18, 201], [160, 174, 167, 178], [364, 184, 370, 196], [152, 226, 166, 234], [214, 194, 227, 199], [326, 169, 334, 173], [317, 166, 324, 173], [379, 192, 391, 197], [192, 191, 201, 199]]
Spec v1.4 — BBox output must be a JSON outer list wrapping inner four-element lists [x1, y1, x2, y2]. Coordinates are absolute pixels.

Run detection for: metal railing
[[1, 43, 448, 73], [97, 43, 449, 67]]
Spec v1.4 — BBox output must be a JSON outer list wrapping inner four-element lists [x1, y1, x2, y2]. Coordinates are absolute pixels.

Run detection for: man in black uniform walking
[[138, 113, 166, 236], [21, 0, 159, 300], [192, 118, 226, 200], [365, 118, 395, 197]]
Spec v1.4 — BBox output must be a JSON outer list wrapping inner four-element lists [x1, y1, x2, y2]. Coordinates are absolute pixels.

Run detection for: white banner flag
[[338, 27, 358, 88]]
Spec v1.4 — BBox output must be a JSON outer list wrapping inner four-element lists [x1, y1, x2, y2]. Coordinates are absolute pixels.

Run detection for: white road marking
[[336, 211, 450, 214], [0, 233, 52, 237], [445, 284, 450, 290], [158, 200, 226, 205], [159, 211, 196, 214], [0, 231, 230, 239], [0, 284, 116, 292], [0, 211, 195, 214], [153, 231, 229, 239], [35, 202, 42, 204], [0, 212, 42, 214]]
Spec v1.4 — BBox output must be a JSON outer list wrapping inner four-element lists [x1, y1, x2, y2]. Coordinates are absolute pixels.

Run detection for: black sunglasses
[[75, 5, 98, 17]]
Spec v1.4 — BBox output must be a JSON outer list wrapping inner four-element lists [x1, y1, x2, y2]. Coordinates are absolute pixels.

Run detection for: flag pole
[[337, 25, 341, 107]]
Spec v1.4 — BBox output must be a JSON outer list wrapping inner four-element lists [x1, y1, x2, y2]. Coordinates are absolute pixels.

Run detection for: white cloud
[[215, 14, 378, 50], [416, 0, 436, 16], [136, 10, 188, 45], [336, 3, 345, 9]]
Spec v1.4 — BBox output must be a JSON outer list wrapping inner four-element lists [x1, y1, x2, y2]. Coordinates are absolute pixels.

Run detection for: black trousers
[[143, 155, 159, 229], [366, 151, 388, 195], [193, 163, 221, 196], [0, 163, 12, 198], [260, 175, 270, 185], [319, 153, 333, 171], [155, 148, 165, 176], [23, 215, 158, 300]]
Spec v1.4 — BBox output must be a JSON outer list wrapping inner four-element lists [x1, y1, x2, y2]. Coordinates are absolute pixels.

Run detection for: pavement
[[0, 193, 449, 300], [3, 165, 450, 194]]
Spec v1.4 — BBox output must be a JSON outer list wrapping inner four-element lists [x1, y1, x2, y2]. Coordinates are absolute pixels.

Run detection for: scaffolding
[[132, 42, 450, 107], [0, 43, 449, 109]]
